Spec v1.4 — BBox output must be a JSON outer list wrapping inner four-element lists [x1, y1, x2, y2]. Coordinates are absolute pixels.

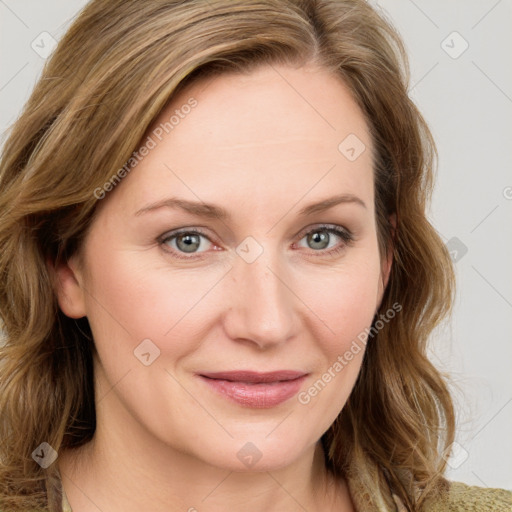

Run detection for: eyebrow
[[134, 193, 366, 219]]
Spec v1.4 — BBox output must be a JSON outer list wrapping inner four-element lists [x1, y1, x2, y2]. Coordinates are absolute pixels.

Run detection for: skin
[[55, 62, 393, 512]]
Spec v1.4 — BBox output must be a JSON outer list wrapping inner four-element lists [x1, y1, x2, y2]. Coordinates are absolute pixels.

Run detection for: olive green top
[[345, 471, 512, 512]]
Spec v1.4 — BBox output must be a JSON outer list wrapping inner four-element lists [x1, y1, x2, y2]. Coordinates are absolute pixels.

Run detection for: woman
[[0, 1, 510, 511]]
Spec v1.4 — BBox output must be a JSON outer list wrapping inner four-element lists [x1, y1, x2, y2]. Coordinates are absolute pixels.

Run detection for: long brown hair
[[0, 1, 455, 510]]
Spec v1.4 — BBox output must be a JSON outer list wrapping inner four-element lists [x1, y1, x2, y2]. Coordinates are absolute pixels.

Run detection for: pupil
[[178, 234, 199, 252], [309, 231, 328, 250]]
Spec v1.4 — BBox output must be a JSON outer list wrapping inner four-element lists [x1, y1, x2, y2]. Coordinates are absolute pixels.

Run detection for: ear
[[48, 254, 87, 319], [377, 213, 396, 308]]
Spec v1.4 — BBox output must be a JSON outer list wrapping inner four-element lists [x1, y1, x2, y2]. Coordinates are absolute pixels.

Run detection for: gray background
[[1, 0, 510, 490]]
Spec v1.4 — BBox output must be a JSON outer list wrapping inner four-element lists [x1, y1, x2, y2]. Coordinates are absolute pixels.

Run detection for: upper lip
[[199, 370, 307, 383]]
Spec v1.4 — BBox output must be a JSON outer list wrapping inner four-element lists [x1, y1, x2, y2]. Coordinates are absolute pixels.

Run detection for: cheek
[[290, 255, 381, 434], [301, 255, 382, 349], [305, 267, 379, 371], [81, 246, 229, 364]]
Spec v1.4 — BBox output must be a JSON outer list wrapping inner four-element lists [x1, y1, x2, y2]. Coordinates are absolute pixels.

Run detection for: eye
[[295, 224, 354, 256], [159, 228, 215, 259], [159, 224, 354, 260]]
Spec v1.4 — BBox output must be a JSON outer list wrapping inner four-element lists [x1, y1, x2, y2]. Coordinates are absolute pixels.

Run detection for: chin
[[190, 432, 312, 473]]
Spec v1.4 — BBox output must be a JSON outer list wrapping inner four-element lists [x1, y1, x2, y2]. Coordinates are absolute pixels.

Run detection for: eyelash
[[158, 224, 354, 261]]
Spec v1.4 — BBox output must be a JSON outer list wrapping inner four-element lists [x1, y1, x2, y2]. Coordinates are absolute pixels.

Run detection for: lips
[[197, 370, 308, 408], [199, 370, 307, 383]]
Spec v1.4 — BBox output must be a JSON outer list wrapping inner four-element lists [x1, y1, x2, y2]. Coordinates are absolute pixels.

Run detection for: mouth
[[199, 370, 307, 383], [197, 370, 308, 408]]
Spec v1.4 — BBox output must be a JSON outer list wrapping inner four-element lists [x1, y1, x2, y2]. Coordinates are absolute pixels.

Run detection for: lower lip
[[198, 375, 307, 408]]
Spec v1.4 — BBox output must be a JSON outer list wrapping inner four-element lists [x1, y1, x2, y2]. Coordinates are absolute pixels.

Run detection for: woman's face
[[57, 63, 391, 472]]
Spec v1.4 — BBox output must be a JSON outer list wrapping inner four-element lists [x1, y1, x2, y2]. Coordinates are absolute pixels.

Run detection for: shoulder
[[421, 480, 512, 512]]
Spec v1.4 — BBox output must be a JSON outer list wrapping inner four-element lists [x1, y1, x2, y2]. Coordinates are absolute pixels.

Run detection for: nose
[[222, 252, 297, 350]]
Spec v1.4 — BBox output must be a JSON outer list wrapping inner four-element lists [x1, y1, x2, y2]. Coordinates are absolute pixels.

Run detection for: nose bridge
[[224, 245, 296, 348]]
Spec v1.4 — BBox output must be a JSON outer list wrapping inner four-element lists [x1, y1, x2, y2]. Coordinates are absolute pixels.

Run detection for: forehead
[[164, 62, 371, 157], [108, 63, 374, 219]]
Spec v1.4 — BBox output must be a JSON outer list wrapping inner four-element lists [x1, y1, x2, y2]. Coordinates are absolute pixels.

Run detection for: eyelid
[[158, 226, 211, 243], [294, 223, 352, 241]]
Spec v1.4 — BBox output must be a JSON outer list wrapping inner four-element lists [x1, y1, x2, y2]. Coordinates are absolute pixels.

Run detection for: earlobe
[[48, 256, 87, 319]]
